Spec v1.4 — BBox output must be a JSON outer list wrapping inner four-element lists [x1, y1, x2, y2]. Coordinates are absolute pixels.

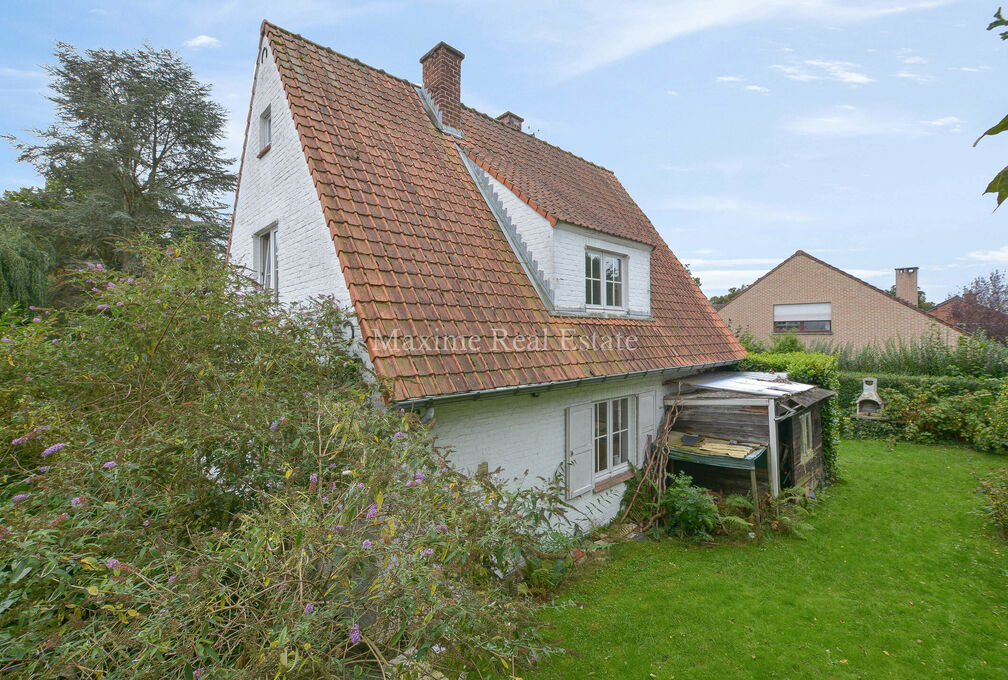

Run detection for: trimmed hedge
[[836, 372, 1003, 413], [738, 352, 841, 484]]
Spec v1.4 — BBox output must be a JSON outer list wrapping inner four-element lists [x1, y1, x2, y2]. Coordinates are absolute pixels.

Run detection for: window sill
[[257, 144, 271, 158], [594, 469, 633, 494]]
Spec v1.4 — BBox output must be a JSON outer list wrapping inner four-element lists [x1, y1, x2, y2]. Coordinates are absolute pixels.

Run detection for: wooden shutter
[[637, 391, 656, 465], [565, 403, 593, 500]]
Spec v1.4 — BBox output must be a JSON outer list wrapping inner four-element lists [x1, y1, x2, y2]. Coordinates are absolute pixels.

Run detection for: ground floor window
[[593, 397, 632, 479]]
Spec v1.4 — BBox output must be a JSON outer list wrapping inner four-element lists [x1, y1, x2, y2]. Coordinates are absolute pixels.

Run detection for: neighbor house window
[[593, 397, 632, 479], [585, 250, 625, 309], [259, 107, 272, 153], [256, 226, 278, 293], [773, 302, 831, 334]]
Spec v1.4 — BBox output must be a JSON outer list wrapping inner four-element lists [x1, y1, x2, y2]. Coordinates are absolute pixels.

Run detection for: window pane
[[611, 281, 622, 307], [591, 279, 601, 305], [592, 256, 601, 280], [585, 252, 592, 278], [594, 402, 608, 473], [774, 320, 800, 332], [802, 320, 830, 332]]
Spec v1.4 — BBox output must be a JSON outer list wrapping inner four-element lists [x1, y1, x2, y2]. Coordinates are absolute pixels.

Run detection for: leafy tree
[[6, 43, 235, 269], [710, 284, 749, 307], [960, 268, 1008, 312], [975, 8, 1008, 208], [887, 284, 934, 310]]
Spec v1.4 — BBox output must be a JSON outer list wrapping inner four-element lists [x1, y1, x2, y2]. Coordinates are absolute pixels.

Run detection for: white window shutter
[[565, 403, 593, 500], [637, 391, 656, 465]]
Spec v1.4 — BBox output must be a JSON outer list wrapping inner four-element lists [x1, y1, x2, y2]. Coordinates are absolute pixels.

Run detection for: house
[[716, 250, 962, 350], [227, 22, 747, 527], [929, 295, 1008, 342]]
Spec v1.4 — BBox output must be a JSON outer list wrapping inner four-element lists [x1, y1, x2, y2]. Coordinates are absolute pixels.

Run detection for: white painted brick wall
[[485, 173, 555, 283], [432, 375, 667, 529], [230, 42, 371, 363], [554, 223, 652, 316]]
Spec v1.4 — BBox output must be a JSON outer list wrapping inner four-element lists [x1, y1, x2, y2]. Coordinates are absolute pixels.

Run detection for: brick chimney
[[420, 41, 464, 131], [895, 266, 919, 306], [496, 111, 523, 131]]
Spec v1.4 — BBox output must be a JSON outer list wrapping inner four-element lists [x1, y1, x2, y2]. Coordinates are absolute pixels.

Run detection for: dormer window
[[585, 249, 625, 310]]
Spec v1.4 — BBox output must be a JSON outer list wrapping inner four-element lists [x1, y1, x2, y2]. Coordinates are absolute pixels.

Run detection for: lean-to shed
[[655, 372, 833, 499]]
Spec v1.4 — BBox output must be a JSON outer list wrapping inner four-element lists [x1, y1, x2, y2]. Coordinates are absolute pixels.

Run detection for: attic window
[[585, 250, 625, 310], [259, 106, 272, 154]]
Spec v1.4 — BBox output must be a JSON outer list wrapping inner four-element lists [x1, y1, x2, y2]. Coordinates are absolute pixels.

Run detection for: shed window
[[593, 397, 632, 479], [256, 226, 278, 294], [259, 106, 272, 152], [585, 250, 625, 309], [799, 411, 812, 457], [774, 302, 831, 334]]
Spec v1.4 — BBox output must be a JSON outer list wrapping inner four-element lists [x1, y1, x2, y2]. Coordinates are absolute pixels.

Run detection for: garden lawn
[[533, 440, 1008, 679]]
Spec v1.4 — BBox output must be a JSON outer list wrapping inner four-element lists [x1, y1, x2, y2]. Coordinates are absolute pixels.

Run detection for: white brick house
[[229, 22, 746, 527]]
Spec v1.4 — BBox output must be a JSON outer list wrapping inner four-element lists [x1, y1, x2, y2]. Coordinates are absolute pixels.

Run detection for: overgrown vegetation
[[979, 468, 1008, 537], [0, 241, 574, 679], [738, 351, 841, 483]]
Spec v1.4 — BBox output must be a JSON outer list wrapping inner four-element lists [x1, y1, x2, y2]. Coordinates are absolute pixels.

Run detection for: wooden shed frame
[[661, 372, 834, 497]]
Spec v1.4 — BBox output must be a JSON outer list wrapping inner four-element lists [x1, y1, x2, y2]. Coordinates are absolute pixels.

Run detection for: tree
[[6, 43, 235, 269], [887, 284, 934, 310], [960, 269, 1008, 312], [709, 284, 748, 307], [975, 9, 1008, 208]]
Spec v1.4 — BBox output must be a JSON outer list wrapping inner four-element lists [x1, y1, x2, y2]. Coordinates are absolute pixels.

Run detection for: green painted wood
[[657, 446, 767, 471]]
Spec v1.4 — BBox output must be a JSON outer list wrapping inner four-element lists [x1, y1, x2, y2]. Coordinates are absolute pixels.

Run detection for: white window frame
[[259, 106, 272, 152], [255, 225, 278, 295], [592, 396, 634, 482], [773, 302, 832, 334], [585, 248, 627, 311]]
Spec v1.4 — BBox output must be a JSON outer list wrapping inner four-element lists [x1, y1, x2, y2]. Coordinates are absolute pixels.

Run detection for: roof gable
[[246, 22, 744, 402]]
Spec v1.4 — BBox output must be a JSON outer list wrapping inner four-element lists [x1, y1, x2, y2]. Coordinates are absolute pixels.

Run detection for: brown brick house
[[929, 295, 1008, 341], [716, 251, 962, 349]]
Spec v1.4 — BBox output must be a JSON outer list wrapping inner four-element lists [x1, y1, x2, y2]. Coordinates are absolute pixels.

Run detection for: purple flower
[[70, 496, 83, 507], [153, 299, 161, 304], [106, 282, 116, 290], [37, 466, 51, 473], [421, 548, 434, 557], [12, 493, 28, 502], [329, 462, 338, 469], [334, 524, 345, 531], [362, 539, 372, 549], [269, 420, 278, 432], [1, 337, 11, 342], [127, 278, 134, 284], [309, 473, 318, 485], [413, 472, 426, 482], [96, 304, 109, 311], [193, 668, 205, 680], [107, 558, 120, 570], [102, 461, 117, 469], [91, 287, 100, 293], [304, 602, 315, 614], [366, 503, 378, 520], [393, 431, 405, 439], [42, 443, 66, 456], [32, 317, 42, 323], [435, 523, 448, 533], [349, 623, 362, 645], [531, 652, 538, 663], [168, 574, 176, 583], [355, 482, 365, 489], [95, 263, 104, 271], [173, 256, 183, 261], [143, 520, 150, 527], [11, 435, 29, 445], [116, 301, 124, 307]]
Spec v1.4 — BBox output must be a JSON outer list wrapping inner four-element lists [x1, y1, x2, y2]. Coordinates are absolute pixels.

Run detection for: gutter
[[393, 359, 739, 410]]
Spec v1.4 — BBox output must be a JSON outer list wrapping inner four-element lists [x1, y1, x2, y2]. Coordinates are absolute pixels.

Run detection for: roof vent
[[496, 111, 523, 131], [420, 41, 464, 132]]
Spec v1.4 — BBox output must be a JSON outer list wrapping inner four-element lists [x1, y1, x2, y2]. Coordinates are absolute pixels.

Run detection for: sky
[[1, 0, 1006, 299]]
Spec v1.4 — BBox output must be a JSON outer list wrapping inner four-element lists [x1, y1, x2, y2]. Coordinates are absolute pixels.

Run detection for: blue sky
[[1, 0, 1005, 298]]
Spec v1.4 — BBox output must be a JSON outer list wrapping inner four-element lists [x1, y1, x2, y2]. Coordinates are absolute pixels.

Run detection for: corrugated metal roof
[[680, 371, 818, 397]]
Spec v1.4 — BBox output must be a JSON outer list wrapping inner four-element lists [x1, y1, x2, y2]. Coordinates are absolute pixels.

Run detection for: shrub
[[835, 371, 1002, 413], [738, 352, 841, 483], [0, 240, 571, 679], [660, 472, 720, 540], [770, 332, 804, 354], [875, 382, 1002, 452], [979, 468, 1008, 537]]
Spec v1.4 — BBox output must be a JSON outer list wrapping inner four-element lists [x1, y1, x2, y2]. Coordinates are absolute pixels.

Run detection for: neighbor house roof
[[929, 295, 1008, 340], [248, 21, 744, 403], [720, 250, 960, 332]]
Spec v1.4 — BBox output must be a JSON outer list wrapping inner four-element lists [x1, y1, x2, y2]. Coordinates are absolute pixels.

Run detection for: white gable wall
[[431, 375, 667, 529], [230, 44, 352, 311], [554, 223, 652, 316], [485, 173, 555, 284]]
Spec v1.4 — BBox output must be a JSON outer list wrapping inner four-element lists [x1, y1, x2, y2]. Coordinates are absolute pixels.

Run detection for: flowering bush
[[0, 240, 572, 678]]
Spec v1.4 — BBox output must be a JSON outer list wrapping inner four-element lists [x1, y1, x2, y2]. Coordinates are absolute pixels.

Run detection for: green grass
[[533, 440, 1008, 679]]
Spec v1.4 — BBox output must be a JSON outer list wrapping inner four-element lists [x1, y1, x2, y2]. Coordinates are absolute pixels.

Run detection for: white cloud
[[658, 195, 811, 223], [784, 105, 943, 137], [772, 59, 874, 84], [667, 89, 678, 95], [964, 245, 1008, 263], [921, 116, 962, 132], [184, 35, 222, 49], [547, 0, 954, 78], [949, 65, 991, 72], [901, 55, 926, 65], [688, 257, 783, 267], [745, 84, 770, 93], [895, 69, 931, 83], [716, 75, 742, 83]]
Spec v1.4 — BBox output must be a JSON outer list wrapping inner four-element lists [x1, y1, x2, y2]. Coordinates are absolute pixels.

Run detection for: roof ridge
[[461, 103, 617, 176], [262, 20, 418, 90], [720, 250, 961, 332]]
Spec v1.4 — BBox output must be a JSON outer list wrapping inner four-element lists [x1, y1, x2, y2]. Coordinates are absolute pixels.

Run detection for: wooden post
[[767, 399, 780, 497]]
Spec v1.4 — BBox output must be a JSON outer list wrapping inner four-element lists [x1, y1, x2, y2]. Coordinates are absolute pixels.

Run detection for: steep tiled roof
[[256, 21, 744, 402]]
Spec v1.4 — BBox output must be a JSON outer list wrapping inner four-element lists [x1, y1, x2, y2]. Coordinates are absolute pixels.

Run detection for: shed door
[[565, 403, 593, 499]]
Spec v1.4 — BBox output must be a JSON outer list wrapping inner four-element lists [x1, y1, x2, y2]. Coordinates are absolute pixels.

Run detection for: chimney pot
[[420, 41, 464, 132], [895, 266, 919, 306], [496, 111, 524, 131]]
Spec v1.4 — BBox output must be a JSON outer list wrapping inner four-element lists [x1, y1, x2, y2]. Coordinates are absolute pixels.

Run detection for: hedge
[[835, 372, 1004, 414], [738, 352, 841, 484]]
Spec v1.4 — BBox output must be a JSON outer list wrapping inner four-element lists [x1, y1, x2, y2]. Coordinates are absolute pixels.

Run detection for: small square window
[[259, 107, 272, 152], [585, 249, 626, 310]]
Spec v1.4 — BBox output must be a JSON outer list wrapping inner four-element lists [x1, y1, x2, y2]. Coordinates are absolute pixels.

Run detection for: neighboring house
[[716, 251, 962, 350], [929, 295, 1008, 341], [227, 22, 745, 526]]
